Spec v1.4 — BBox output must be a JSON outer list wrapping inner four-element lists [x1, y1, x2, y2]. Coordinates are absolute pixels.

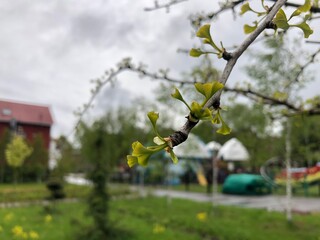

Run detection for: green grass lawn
[[0, 183, 132, 203], [1, 196, 320, 240]]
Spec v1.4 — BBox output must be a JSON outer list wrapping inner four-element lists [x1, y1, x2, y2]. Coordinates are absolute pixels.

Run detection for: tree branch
[[144, 0, 188, 12], [78, 0, 320, 148], [170, 0, 286, 145], [268, 0, 320, 13], [306, 40, 320, 44], [190, 0, 320, 28], [295, 48, 320, 82], [204, 0, 287, 109], [190, 0, 243, 28]]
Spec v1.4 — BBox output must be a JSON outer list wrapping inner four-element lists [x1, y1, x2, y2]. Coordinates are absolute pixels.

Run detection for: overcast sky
[[1, 0, 319, 140]]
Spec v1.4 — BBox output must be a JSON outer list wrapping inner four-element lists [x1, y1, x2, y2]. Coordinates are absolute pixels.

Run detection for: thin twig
[[144, 0, 188, 12], [295, 48, 320, 82], [306, 40, 320, 44]]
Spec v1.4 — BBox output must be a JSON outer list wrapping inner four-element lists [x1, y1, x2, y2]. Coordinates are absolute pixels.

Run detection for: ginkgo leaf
[[190, 102, 212, 121], [216, 121, 232, 135], [147, 111, 161, 136], [290, 0, 311, 19], [127, 155, 138, 168], [244, 22, 258, 34], [129, 141, 167, 167], [212, 113, 221, 124], [190, 48, 205, 57], [196, 24, 212, 41], [273, 9, 290, 30], [171, 88, 184, 101], [148, 111, 167, 142], [194, 81, 224, 102], [293, 22, 314, 38], [214, 111, 231, 135], [171, 88, 191, 111], [240, 2, 253, 15], [196, 24, 221, 52]]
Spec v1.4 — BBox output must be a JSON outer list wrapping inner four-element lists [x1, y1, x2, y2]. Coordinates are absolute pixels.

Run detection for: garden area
[[1, 183, 320, 240]]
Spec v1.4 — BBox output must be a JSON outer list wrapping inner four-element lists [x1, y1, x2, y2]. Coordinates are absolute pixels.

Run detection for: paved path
[[150, 189, 320, 213]]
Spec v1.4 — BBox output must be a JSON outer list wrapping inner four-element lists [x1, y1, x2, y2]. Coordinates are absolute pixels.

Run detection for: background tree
[[5, 135, 33, 183], [222, 103, 284, 170], [290, 115, 320, 167], [74, 104, 173, 239], [23, 134, 48, 182], [77, 120, 111, 239], [53, 135, 79, 178]]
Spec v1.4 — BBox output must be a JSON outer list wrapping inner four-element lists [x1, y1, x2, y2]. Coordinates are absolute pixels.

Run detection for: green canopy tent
[[222, 173, 272, 195]]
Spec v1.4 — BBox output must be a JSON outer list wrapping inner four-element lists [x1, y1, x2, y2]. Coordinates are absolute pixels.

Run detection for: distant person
[[205, 166, 212, 194], [182, 166, 193, 191]]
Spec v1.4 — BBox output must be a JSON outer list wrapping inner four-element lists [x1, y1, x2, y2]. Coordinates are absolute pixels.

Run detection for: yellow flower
[[12, 225, 24, 237], [45, 214, 52, 223], [153, 223, 165, 234], [196, 212, 207, 222], [22, 232, 28, 239], [4, 212, 14, 222], [29, 230, 40, 239]]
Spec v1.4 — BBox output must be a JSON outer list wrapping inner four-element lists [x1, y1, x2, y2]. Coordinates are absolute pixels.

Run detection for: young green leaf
[[147, 111, 164, 140], [240, 2, 253, 15], [212, 113, 221, 124], [214, 111, 231, 135], [128, 141, 167, 167], [273, 9, 290, 30], [190, 101, 202, 118], [292, 22, 313, 38], [216, 120, 232, 135], [171, 88, 192, 111], [240, 2, 266, 16], [196, 24, 221, 52], [196, 24, 212, 42], [243, 21, 258, 34], [290, 0, 311, 19], [127, 155, 138, 168], [190, 102, 212, 121], [190, 48, 205, 57], [194, 81, 224, 103], [171, 88, 184, 101]]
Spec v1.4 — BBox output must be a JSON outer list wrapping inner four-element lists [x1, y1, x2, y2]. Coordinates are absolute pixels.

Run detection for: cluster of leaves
[[242, 0, 314, 38], [127, 81, 231, 168], [172, 81, 231, 134], [189, 24, 226, 59], [127, 111, 177, 167]]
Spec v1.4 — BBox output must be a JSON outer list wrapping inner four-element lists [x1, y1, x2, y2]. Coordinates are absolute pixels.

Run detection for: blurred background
[[1, 0, 320, 239]]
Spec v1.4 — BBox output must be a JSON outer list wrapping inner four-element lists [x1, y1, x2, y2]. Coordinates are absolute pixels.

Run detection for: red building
[[0, 99, 53, 150]]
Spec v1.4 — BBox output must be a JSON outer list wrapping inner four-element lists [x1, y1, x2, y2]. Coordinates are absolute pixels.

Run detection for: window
[[2, 108, 12, 116]]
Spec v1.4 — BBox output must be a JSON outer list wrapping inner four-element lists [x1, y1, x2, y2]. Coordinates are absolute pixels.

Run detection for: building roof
[[0, 100, 53, 126]]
